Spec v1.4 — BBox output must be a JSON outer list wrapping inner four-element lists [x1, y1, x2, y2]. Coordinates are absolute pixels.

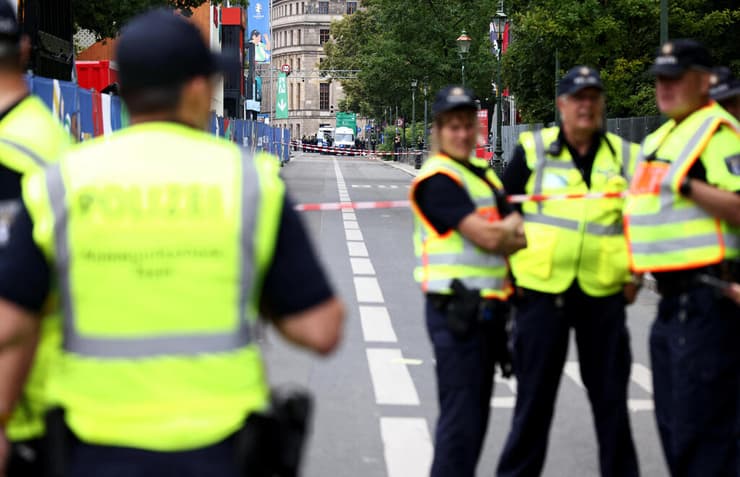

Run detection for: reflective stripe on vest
[[0, 137, 47, 168], [46, 150, 260, 358], [626, 105, 740, 271]]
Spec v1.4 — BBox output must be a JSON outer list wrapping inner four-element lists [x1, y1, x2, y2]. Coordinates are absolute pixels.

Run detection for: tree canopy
[[74, 0, 248, 40], [324, 0, 740, 124]]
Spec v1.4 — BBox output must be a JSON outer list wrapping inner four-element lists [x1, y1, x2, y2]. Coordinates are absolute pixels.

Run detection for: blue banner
[[247, 2, 270, 64]]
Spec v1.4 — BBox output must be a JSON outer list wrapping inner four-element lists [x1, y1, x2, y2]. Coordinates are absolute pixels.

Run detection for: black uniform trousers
[[650, 285, 740, 477], [425, 298, 498, 477], [66, 437, 240, 477], [497, 283, 639, 477]]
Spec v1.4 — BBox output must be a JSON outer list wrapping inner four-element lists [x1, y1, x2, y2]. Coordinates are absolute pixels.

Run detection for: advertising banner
[[247, 1, 271, 63]]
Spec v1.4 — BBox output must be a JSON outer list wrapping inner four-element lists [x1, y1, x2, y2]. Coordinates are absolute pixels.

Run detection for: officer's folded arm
[[272, 297, 344, 356], [0, 298, 40, 448], [457, 211, 527, 256], [682, 177, 740, 226]]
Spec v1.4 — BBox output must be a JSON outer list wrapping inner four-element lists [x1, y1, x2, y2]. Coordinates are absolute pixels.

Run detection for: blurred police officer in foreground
[[624, 39, 740, 476], [0, 2, 72, 475], [497, 66, 640, 477], [711, 66, 740, 121], [409, 86, 526, 477], [0, 9, 344, 476]]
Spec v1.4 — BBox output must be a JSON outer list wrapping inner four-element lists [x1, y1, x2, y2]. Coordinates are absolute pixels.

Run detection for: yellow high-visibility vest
[[1, 95, 71, 442], [23, 122, 282, 451], [511, 127, 636, 296], [625, 102, 740, 272], [410, 154, 512, 300]]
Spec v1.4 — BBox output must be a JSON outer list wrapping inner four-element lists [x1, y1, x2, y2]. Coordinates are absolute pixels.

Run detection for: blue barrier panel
[[78, 89, 95, 141]]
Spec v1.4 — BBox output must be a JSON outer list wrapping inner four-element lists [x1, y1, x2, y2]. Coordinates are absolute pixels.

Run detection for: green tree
[[323, 0, 499, 123], [325, 0, 740, 124], [74, 0, 249, 40], [502, 0, 740, 123]]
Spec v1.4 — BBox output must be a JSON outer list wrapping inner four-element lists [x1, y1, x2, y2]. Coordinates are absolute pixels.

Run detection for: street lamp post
[[411, 79, 417, 149], [423, 80, 429, 151], [492, 7, 507, 174], [456, 30, 472, 87]]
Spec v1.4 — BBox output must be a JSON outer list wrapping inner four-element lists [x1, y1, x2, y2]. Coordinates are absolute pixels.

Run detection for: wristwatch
[[679, 176, 693, 197]]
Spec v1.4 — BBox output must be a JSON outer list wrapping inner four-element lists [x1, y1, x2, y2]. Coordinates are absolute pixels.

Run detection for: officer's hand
[[623, 274, 643, 305], [725, 283, 740, 306], [498, 212, 527, 256], [623, 283, 640, 305]]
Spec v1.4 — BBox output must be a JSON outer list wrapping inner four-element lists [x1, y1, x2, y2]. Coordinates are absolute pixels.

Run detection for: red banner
[[475, 110, 492, 160]]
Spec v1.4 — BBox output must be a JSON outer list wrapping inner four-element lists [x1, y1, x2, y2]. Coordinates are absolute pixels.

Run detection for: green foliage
[[325, 0, 740, 124], [73, 0, 249, 40], [323, 0, 499, 123]]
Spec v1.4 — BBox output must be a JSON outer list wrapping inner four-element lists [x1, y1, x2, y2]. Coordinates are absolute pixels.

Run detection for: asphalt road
[[261, 151, 668, 477]]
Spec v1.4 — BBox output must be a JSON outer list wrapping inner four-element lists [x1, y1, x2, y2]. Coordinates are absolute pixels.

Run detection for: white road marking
[[380, 417, 433, 477], [367, 348, 420, 405], [342, 212, 356, 220], [351, 257, 376, 275], [344, 220, 360, 229], [495, 374, 518, 394], [563, 361, 584, 388], [492, 396, 516, 408], [354, 276, 384, 303], [347, 241, 368, 257], [345, 229, 364, 241], [628, 399, 654, 412], [359, 306, 397, 342], [630, 363, 653, 394]]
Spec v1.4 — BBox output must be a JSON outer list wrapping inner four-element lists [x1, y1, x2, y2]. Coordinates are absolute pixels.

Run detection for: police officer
[[710, 66, 740, 120], [0, 9, 344, 476], [624, 39, 740, 476], [0, 3, 72, 475], [497, 66, 640, 477], [409, 85, 526, 477]]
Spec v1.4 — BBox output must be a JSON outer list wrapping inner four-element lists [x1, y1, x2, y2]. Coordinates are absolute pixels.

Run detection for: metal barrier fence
[[498, 116, 665, 164]]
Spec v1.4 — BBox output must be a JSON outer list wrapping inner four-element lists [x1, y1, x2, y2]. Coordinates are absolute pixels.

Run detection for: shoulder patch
[[725, 154, 740, 175], [0, 199, 22, 247]]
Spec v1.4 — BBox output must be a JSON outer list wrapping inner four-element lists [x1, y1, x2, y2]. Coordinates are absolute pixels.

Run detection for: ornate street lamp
[[492, 7, 507, 173], [456, 30, 472, 86], [411, 79, 418, 149]]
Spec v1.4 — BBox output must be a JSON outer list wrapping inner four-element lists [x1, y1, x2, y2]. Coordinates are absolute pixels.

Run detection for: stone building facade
[[264, 0, 360, 140]]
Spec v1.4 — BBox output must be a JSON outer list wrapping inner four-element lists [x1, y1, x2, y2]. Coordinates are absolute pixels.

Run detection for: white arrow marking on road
[[380, 417, 433, 477], [630, 363, 653, 394], [367, 348, 420, 405]]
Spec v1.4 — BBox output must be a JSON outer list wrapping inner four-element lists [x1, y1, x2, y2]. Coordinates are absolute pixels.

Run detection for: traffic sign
[[281, 63, 291, 74], [276, 73, 288, 119]]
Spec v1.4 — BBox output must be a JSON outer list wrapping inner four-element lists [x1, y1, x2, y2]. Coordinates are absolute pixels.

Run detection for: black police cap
[[558, 66, 603, 97], [710, 66, 740, 102], [649, 39, 712, 78], [432, 86, 478, 117], [116, 9, 239, 93]]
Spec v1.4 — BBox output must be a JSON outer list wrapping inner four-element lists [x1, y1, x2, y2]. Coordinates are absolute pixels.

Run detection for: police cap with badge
[[649, 39, 713, 77], [432, 86, 478, 117], [558, 66, 604, 96]]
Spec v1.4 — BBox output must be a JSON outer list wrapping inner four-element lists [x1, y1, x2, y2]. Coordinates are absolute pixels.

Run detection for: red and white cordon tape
[[294, 200, 411, 212], [506, 191, 626, 204], [291, 140, 421, 157], [294, 191, 627, 212]]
